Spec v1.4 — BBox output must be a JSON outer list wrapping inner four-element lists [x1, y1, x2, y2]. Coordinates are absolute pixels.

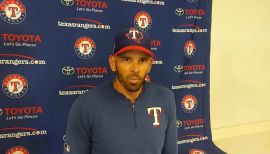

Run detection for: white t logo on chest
[[147, 107, 162, 127]]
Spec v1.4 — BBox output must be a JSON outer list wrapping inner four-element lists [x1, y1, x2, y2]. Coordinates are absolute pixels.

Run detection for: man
[[63, 28, 178, 154]]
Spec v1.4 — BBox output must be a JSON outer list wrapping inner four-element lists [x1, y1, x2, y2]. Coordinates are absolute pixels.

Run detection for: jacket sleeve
[[63, 97, 92, 154], [162, 90, 178, 154]]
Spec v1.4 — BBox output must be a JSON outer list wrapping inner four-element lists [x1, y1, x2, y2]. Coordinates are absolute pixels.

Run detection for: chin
[[126, 84, 142, 92]]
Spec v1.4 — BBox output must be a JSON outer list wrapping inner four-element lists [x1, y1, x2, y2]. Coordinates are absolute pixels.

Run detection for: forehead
[[116, 50, 150, 58]]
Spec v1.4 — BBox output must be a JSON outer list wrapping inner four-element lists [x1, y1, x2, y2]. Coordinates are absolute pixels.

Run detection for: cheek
[[115, 65, 129, 76], [141, 65, 151, 73]]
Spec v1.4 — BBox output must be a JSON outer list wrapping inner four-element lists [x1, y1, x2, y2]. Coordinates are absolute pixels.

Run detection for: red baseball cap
[[113, 28, 155, 57]]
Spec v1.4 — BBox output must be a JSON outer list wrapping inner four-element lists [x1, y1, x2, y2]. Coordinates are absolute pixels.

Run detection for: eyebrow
[[117, 55, 131, 58]]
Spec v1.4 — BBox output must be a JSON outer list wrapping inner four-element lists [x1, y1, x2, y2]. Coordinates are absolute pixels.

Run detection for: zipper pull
[[132, 104, 135, 112]]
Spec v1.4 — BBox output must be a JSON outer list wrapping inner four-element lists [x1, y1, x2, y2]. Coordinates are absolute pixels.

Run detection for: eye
[[121, 57, 130, 62], [139, 58, 149, 63]]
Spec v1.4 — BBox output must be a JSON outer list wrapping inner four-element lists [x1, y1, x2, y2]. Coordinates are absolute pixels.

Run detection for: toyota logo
[[176, 120, 182, 128], [0, 108, 2, 116], [175, 8, 184, 16], [61, 0, 74, 6], [174, 65, 183, 73], [62, 66, 75, 75]]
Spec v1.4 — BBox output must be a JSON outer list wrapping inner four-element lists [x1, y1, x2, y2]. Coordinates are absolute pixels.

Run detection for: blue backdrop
[[0, 0, 226, 153]]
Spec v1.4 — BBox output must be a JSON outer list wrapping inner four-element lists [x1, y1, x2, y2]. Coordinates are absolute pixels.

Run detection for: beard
[[116, 71, 146, 92]]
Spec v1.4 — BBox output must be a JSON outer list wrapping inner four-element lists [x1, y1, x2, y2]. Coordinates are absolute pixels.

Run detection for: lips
[[127, 76, 142, 84], [127, 74, 141, 80], [128, 77, 141, 80]]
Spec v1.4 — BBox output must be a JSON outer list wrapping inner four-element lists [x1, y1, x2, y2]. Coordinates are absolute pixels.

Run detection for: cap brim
[[114, 46, 155, 57]]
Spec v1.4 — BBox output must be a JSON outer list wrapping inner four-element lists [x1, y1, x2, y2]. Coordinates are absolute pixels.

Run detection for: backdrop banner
[[0, 0, 226, 153]]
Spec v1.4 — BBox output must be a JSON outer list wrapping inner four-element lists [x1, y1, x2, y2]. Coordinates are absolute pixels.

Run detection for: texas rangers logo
[[125, 28, 143, 44], [74, 36, 96, 59], [134, 11, 152, 31], [2, 74, 28, 98], [147, 107, 161, 127], [6, 146, 29, 154], [184, 40, 196, 58], [0, 0, 26, 24], [189, 149, 207, 154], [181, 95, 198, 113]]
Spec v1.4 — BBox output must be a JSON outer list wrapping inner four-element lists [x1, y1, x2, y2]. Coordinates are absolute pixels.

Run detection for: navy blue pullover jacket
[[64, 81, 177, 154]]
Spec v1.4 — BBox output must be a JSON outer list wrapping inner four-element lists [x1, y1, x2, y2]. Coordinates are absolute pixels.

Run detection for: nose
[[130, 61, 140, 73]]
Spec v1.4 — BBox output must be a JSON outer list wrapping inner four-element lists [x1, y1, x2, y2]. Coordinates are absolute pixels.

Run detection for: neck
[[113, 78, 143, 104]]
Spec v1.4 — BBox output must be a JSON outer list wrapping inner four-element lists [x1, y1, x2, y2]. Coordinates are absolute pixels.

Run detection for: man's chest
[[89, 101, 168, 153]]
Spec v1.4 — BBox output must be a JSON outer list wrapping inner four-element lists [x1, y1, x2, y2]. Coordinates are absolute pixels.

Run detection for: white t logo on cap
[[125, 28, 143, 44]]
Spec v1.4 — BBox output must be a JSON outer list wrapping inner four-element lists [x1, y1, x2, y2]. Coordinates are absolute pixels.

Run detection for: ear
[[147, 58, 153, 73], [109, 55, 116, 72]]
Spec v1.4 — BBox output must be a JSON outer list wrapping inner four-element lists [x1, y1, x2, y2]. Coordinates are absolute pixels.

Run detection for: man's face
[[109, 50, 152, 92]]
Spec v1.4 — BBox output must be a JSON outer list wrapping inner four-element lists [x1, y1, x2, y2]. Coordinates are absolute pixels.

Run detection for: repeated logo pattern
[[0, 1, 225, 154]]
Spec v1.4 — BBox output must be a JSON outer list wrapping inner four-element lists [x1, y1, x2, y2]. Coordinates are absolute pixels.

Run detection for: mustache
[[127, 74, 142, 79]]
